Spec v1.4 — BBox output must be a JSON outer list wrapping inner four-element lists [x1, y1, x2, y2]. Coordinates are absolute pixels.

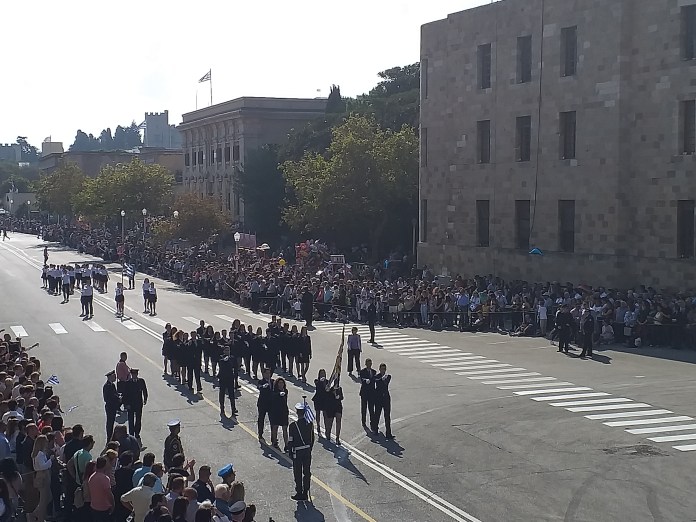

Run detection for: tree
[[72, 159, 173, 221], [325, 85, 346, 114], [235, 145, 287, 243], [113, 122, 142, 150], [16, 137, 39, 164], [98, 128, 114, 149], [152, 194, 229, 243], [69, 130, 100, 151], [34, 163, 86, 217], [281, 114, 418, 257]]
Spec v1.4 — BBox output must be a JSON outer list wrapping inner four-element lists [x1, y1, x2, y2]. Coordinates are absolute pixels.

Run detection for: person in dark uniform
[[297, 327, 312, 383], [163, 419, 184, 470], [367, 300, 377, 344], [311, 369, 328, 437], [373, 363, 394, 439], [579, 307, 595, 358], [103, 370, 121, 441], [123, 368, 148, 440], [288, 402, 314, 501], [324, 382, 344, 445], [187, 331, 204, 394], [556, 304, 573, 354], [287, 324, 299, 377], [269, 377, 289, 451], [256, 367, 274, 441], [217, 346, 238, 418], [358, 359, 377, 430], [301, 287, 314, 328]]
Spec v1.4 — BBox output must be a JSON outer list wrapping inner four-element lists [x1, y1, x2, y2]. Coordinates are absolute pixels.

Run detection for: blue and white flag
[[46, 375, 60, 385], [303, 399, 315, 423]]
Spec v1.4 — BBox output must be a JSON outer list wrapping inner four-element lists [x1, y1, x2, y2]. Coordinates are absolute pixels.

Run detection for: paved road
[[1, 234, 695, 521]]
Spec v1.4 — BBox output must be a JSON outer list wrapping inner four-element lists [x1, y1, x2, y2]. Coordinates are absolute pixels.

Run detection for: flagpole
[[209, 69, 213, 106], [195, 89, 198, 110]]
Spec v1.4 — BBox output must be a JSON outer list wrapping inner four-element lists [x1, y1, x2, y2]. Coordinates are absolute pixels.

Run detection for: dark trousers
[[559, 330, 570, 352], [258, 403, 271, 436], [62, 283, 71, 300], [580, 332, 593, 356], [368, 321, 376, 342], [187, 364, 202, 391], [106, 407, 118, 441], [91, 508, 112, 522], [347, 350, 361, 373], [374, 396, 392, 436], [360, 395, 375, 426], [128, 405, 143, 436], [292, 453, 312, 494], [81, 296, 93, 315], [219, 380, 236, 412]]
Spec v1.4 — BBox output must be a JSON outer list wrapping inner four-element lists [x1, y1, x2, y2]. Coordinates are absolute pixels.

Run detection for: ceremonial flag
[[326, 325, 345, 390], [198, 69, 211, 83], [303, 397, 315, 423], [47, 374, 60, 385]]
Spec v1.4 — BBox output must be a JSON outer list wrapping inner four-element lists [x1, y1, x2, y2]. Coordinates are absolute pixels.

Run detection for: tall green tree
[[72, 159, 173, 221], [152, 194, 229, 243], [16, 137, 39, 164], [34, 163, 86, 217], [325, 85, 346, 114], [282, 114, 418, 257], [69, 130, 100, 151], [235, 145, 287, 243], [98, 128, 114, 149]]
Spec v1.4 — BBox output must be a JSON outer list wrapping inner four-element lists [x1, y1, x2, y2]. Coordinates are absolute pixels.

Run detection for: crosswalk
[[312, 320, 696, 453]]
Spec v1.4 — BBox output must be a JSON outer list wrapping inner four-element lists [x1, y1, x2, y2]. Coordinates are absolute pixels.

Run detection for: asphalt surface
[[1, 233, 695, 522]]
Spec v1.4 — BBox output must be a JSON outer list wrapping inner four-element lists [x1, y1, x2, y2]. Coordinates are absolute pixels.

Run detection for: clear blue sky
[[0, 1, 487, 148]]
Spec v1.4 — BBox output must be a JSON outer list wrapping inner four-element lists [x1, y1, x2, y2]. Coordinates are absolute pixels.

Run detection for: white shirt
[[33, 450, 52, 471], [115, 287, 123, 297], [538, 305, 547, 320], [142, 282, 149, 293], [2, 411, 23, 423]]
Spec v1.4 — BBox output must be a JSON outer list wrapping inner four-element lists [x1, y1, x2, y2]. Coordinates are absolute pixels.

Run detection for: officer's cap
[[217, 463, 234, 477], [105, 370, 115, 377], [230, 500, 246, 514], [167, 419, 180, 427], [294, 402, 306, 411], [130, 368, 139, 373]]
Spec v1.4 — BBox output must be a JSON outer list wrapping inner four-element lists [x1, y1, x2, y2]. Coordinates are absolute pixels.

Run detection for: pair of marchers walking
[[358, 359, 394, 439]]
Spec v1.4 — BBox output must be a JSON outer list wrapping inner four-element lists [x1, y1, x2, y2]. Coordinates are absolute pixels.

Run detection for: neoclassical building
[[178, 97, 326, 222]]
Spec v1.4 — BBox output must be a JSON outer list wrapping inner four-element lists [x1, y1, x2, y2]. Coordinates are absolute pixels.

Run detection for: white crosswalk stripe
[[549, 398, 632, 407], [469, 372, 541, 380], [647, 433, 696, 443], [412, 352, 470, 361], [409, 350, 462, 359], [10, 326, 28, 338], [532, 393, 609, 402], [84, 321, 106, 332], [388, 345, 444, 353], [381, 339, 436, 346], [497, 381, 574, 390], [604, 416, 693, 428], [514, 387, 592, 396], [673, 444, 696, 451], [585, 409, 673, 420], [182, 316, 200, 324], [214, 315, 235, 323], [119, 320, 142, 330], [431, 357, 488, 365], [566, 403, 652, 413], [456, 366, 525, 376], [48, 323, 67, 334], [484, 377, 556, 385], [626, 424, 696, 435], [446, 363, 512, 372]]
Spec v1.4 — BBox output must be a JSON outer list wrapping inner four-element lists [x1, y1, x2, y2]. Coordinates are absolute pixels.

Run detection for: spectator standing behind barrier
[[301, 287, 314, 328]]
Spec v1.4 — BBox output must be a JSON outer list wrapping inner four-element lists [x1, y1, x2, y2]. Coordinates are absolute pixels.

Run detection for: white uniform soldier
[[142, 278, 151, 314]]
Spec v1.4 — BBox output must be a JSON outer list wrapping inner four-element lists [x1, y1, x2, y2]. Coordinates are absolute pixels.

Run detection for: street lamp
[[142, 208, 147, 241], [27, 201, 31, 221], [121, 210, 126, 284], [233, 231, 241, 272]]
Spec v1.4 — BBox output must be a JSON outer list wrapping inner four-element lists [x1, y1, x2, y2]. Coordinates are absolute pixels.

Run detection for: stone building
[[418, 0, 696, 289], [177, 97, 326, 223], [143, 111, 182, 149]]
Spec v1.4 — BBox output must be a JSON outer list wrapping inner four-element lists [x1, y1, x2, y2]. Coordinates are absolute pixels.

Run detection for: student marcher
[[80, 278, 94, 319], [115, 282, 125, 318], [358, 359, 377, 430], [372, 363, 394, 439], [103, 370, 121, 442], [346, 327, 362, 376], [123, 368, 148, 441]]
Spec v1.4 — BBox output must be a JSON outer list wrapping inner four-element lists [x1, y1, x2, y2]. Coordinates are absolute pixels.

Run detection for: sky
[[0, 0, 487, 149]]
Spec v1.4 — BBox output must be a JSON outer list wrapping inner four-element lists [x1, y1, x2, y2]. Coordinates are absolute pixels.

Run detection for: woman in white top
[[31, 434, 53, 522]]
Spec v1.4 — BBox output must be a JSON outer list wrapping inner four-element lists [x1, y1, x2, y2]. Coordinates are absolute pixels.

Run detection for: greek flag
[[124, 263, 135, 278], [326, 325, 345, 390], [303, 399, 315, 423], [46, 375, 60, 385]]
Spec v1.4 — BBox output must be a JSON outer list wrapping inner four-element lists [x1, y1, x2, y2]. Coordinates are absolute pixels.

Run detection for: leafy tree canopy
[[34, 163, 86, 217], [152, 194, 229, 244], [69, 121, 142, 152]]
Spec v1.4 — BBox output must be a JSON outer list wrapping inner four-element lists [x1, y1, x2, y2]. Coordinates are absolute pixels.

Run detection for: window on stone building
[[516, 116, 532, 162], [478, 43, 492, 89], [476, 200, 490, 247], [561, 26, 577, 77], [198, 151, 203, 165], [421, 58, 428, 100], [210, 148, 215, 165], [683, 6, 696, 60], [677, 200, 695, 258], [216, 147, 222, 164], [515, 200, 531, 250], [517, 35, 532, 83], [185, 153, 190, 167], [233, 144, 240, 162], [477, 120, 491, 164], [225, 146, 231, 162], [681, 100, 696, 154], [559, 111, 576, 160], [420, 199, 428, 243], [558, 200, 575, 253], [421, 127, 428, 167]]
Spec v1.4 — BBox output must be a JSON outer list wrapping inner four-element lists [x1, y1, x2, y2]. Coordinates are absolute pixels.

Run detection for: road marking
[[84, 321, 106, 332], [119, 320, 142, 330], [487, 341, 511, 344], [497, 381, 574, 390], [514, 387, 592, 396], [626, 424, 696, 435], [48, 323, 68, 334], [673, 444, 696, 451], [469, 372, 540, 380], [549, 398, 631, 407], [182, 316, 200, 324], [425, 356, 484, 364], [409, 350, 462, 359], [648, 433, 696, 443], [456, 366, 525, 376], [585, 409, 673, 420], [483, 377, 556, 385], [432, 356, 487, 365], [532, 393, 609, 402], [567, 403, 653, 413], [10, 326, 28, 338], [446, 364, 512, 372], [388, 345, 445, 353], [381, 339, 438, 347], [413, 353, 472, 362], [604, 416, 693, 427], [214, 314, 235, 323]]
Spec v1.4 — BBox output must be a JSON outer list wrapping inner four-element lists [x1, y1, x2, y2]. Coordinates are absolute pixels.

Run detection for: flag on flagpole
[[199, 69, 211, 83], [326, 325, 345, 390], [47, 375, 60, 385], [303, 397, 315, 423]]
